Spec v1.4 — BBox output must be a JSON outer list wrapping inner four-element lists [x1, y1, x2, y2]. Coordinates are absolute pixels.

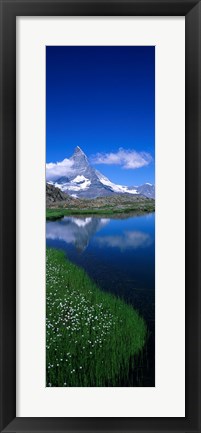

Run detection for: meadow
[[46, 248, 147, 387]]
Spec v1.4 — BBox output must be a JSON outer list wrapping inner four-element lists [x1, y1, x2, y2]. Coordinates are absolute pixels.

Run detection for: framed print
[[0, 0, 201, 432], [17, 16, 185, 418]]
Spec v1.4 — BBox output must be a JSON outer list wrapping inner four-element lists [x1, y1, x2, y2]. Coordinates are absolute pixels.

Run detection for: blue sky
[[46, 46, 155, 186]]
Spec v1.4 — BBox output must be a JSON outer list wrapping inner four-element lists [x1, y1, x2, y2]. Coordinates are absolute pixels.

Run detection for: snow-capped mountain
[[48, 146, 155, 199]]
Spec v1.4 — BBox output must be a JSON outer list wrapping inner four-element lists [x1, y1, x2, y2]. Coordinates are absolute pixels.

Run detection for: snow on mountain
[[73, 175, 89, 183], [96, 171, 138, 194], [47, 146, 155, 199]]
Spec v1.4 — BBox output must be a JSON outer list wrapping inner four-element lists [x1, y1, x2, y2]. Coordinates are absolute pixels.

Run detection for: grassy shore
[[46, 248, 147, 387], [46, 205, 154, 220]]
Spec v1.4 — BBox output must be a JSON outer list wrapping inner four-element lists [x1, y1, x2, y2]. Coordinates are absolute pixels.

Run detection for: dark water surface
[[46, 213, 155, 386]]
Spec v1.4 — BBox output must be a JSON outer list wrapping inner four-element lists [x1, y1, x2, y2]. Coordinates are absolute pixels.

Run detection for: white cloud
[[46, 158, 74, 181], [91, 148, 152, 169]]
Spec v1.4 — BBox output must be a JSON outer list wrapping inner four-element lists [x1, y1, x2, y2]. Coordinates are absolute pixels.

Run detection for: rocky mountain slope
[[46, 183, 74, 206]]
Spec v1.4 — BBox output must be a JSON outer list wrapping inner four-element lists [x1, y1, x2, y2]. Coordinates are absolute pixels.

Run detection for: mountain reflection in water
[[46, 216, 153, 252], [46, 216, 109, 252], [46, 214, 155, 297]]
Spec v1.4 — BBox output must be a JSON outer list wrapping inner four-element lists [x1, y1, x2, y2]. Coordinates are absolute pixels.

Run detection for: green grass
[[46, 205, 155, 220], [46, 248, 147, 387]]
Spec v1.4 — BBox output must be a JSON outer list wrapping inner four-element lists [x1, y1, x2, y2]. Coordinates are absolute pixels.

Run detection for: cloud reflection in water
[[95, 231, 152, 251]]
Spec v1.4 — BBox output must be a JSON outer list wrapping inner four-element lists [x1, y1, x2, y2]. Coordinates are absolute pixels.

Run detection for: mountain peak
[[74, 146, 85, 155], [71, 146, 88, 163], [70, 146, 89, 168]]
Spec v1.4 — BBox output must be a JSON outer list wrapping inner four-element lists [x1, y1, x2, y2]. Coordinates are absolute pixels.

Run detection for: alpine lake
[[46, 212, 155, 387]]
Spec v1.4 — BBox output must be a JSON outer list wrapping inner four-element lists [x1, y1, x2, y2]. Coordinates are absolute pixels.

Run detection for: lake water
[[46, 213, 155, 386]]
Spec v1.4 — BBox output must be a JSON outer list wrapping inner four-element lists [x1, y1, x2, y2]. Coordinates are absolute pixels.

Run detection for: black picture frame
[[0, 0, 200, 432]]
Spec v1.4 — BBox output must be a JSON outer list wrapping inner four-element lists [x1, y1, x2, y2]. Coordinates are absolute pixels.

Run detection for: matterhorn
[[48, 146, 155, 199]]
